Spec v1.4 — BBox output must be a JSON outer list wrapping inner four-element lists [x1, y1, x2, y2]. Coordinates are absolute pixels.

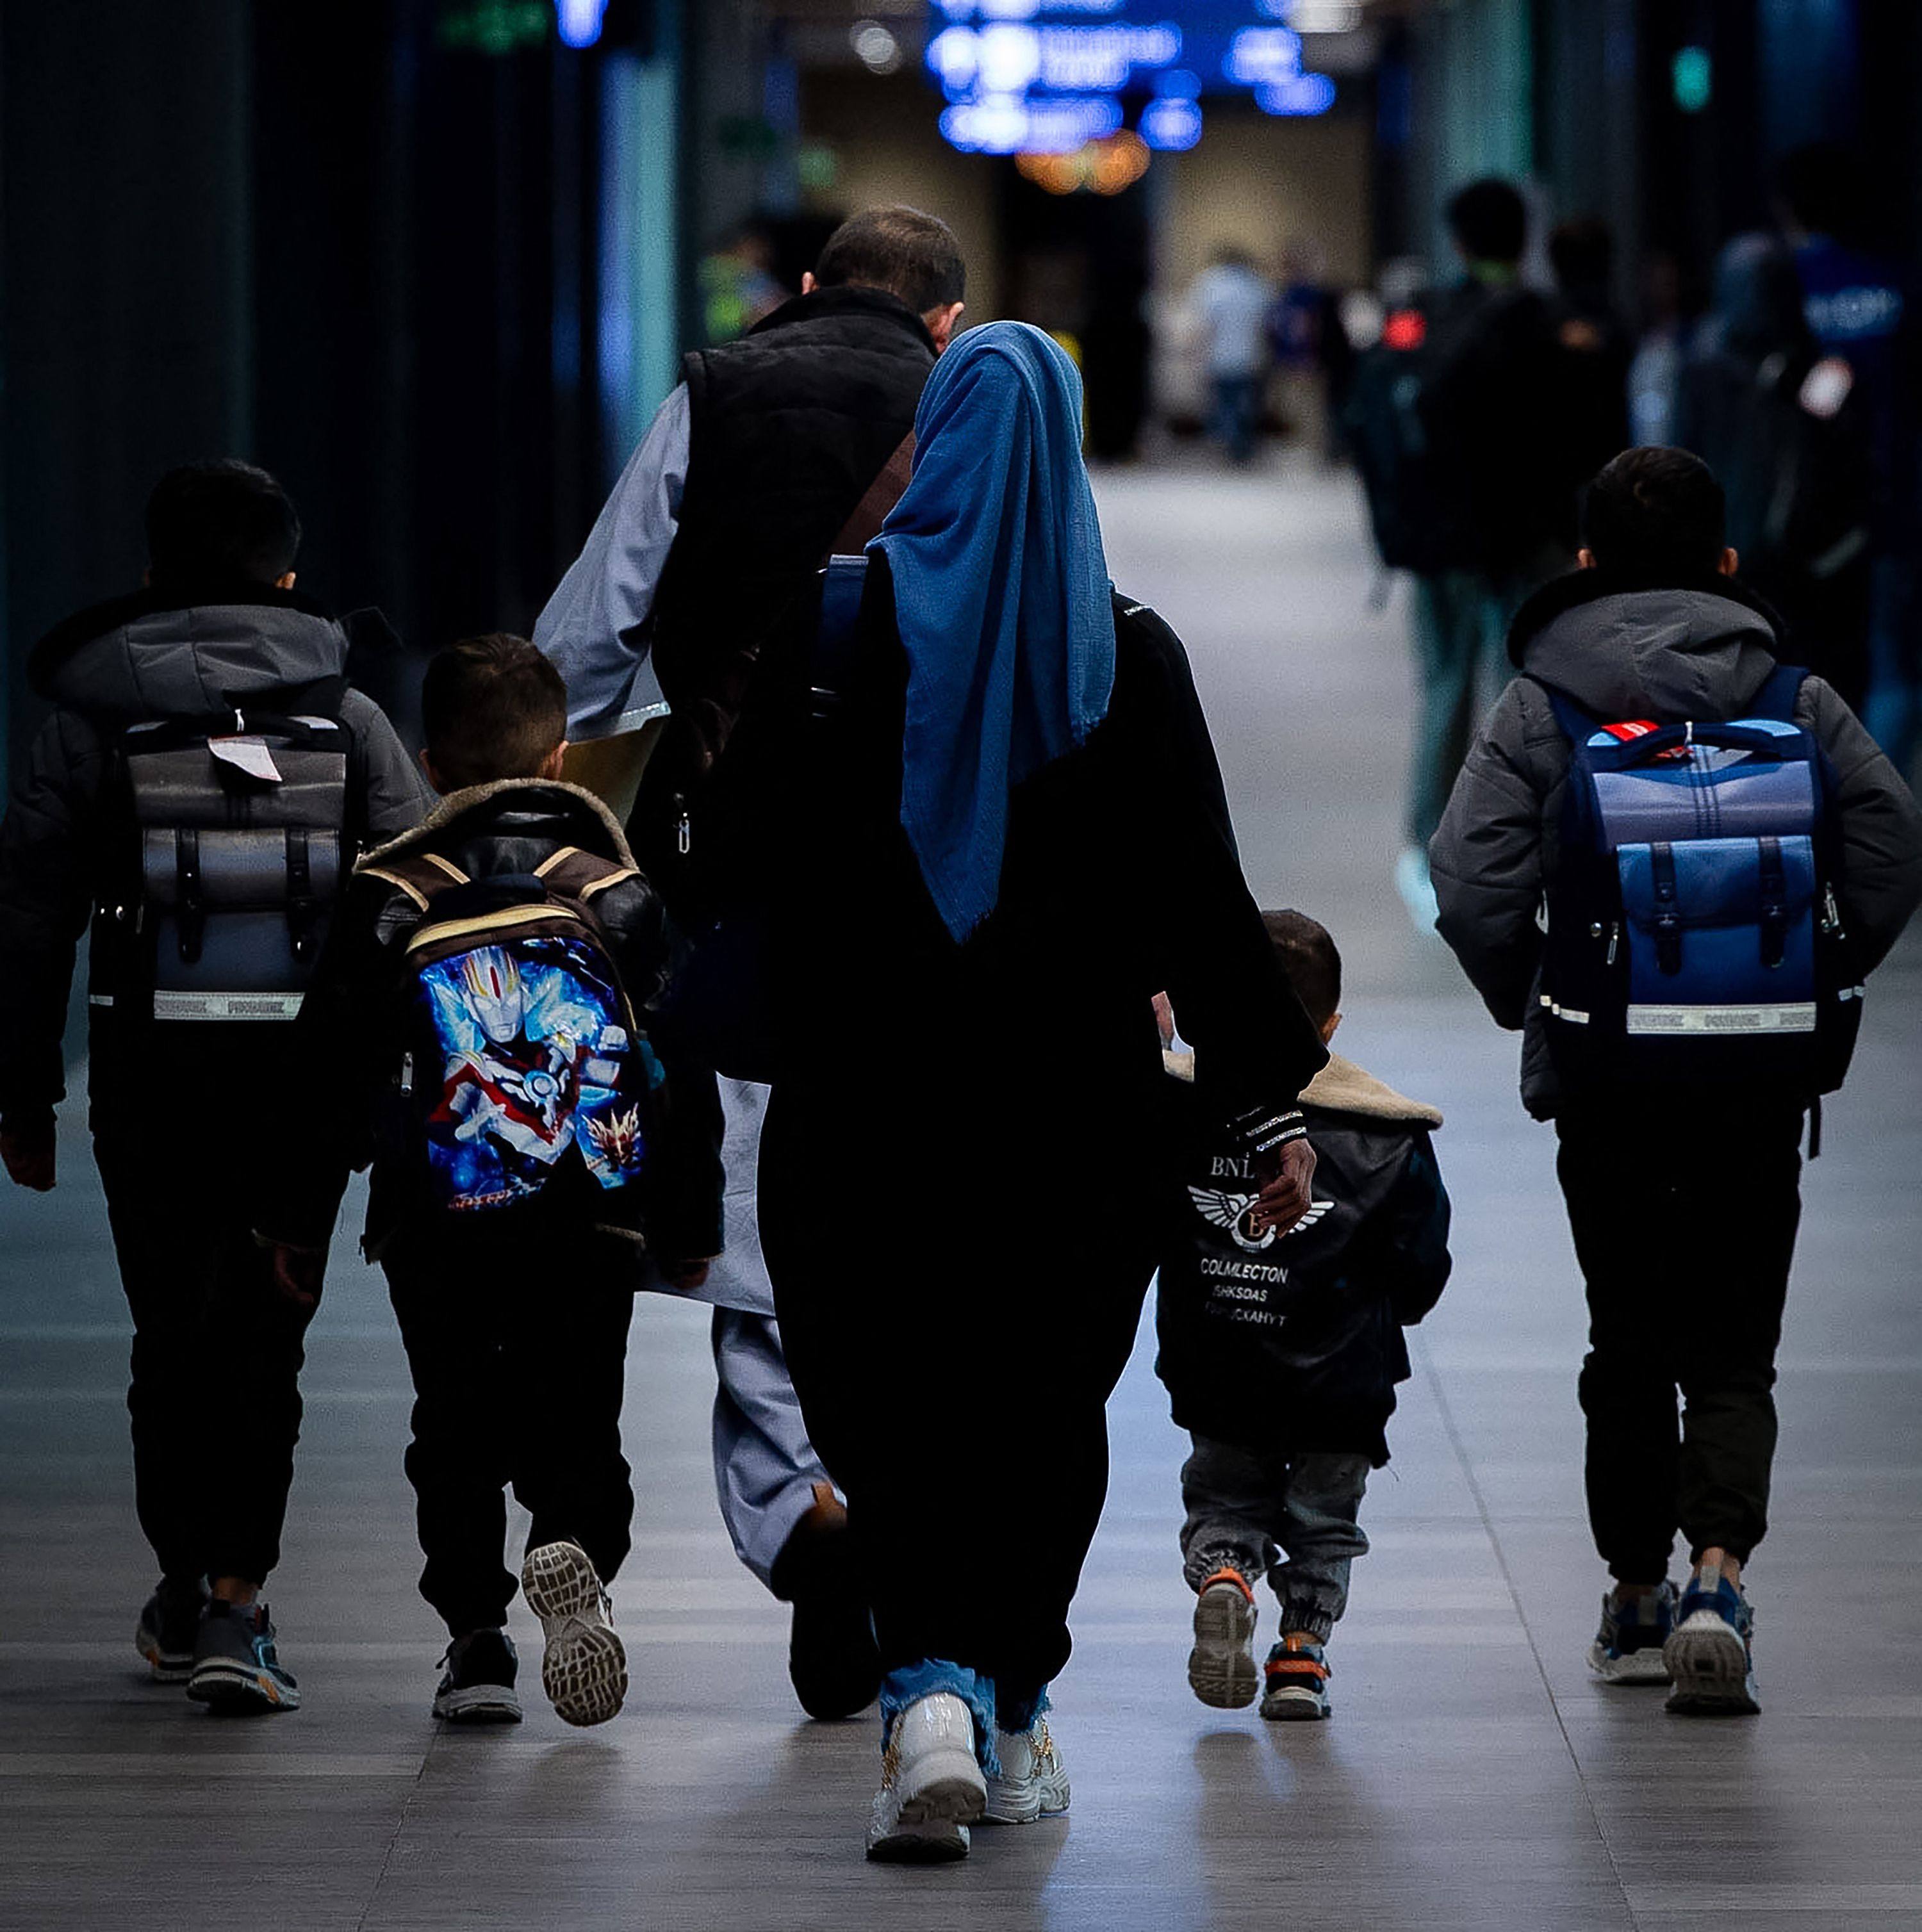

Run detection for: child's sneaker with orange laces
[[1260, 1630, 1331, 1720], [1187, 1568, 1259, 1709]]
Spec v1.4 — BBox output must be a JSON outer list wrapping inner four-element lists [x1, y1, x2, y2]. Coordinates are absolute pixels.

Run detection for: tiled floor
[[2, 459, 1918, 1929]]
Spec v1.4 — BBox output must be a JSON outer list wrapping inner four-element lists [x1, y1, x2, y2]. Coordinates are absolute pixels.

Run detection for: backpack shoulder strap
[[1748, 662, 1810, 722], [357, 847, 470, 910], [534, 845, 639, 902]]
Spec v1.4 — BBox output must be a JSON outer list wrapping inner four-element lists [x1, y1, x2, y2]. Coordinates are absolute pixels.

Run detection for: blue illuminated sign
[[926, 3, 1338, 154]]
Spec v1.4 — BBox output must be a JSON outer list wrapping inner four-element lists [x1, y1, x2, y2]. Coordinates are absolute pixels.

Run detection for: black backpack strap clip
[[1650, 842, 1682, 974], [176, 830, 206, 964], [286, 827, 320, 962]]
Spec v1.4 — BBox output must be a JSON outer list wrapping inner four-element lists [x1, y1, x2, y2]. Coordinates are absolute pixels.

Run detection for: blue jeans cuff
[[993, 1681, 1050, 1735], [878, 1660, 999, 1774]]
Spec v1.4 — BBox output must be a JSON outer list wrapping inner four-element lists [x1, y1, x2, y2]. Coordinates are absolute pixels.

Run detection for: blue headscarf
[[871, 321, 1117, 942]]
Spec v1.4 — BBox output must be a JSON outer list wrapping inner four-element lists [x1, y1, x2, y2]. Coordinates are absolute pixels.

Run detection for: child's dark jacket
[[1155, 1049, 1450, 1467], [256, 778, 723, 1265]]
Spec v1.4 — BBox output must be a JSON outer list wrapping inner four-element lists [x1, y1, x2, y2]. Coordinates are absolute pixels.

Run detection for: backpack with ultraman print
[[359, 844, 665, 1212]]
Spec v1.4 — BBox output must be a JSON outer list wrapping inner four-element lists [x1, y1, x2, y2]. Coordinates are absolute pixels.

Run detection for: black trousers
[[1556, 1102, 1804, 1581], [759, 1074, 1159, 1713], [94, 1132, 316, 1588], [381, 1200, 639, 1637]]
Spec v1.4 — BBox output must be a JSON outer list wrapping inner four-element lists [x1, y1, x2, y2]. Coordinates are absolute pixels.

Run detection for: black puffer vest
[[646, 285, 934, 778]]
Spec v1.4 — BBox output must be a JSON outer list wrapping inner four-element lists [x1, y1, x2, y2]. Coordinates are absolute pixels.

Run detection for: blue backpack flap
[[367, 847, 665, 1213], [1538, 665, 1863, 1101]]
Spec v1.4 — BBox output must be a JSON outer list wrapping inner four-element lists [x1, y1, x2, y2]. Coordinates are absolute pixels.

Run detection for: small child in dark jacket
[[259, 635, 722, 1730], [1157, 911, 1450, 1720]]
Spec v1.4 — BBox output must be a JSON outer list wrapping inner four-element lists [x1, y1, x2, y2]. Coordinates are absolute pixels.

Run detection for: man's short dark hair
[[145, 459, 301, 589], [1262, 910, 1340, 1031], [421, 634, 569, 790], [1582, 448, 1727, 585], [1447, 178, 1527, 265], [814, 205, 965, 313]]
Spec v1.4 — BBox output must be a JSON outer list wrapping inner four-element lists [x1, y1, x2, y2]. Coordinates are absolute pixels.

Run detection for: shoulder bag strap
[[828, 432, 916, 558]]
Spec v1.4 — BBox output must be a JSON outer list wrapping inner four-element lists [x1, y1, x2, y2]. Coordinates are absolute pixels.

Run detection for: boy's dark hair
[[1447, 178, 1527, 266], [1582, 448, 1727, 584], [1262, 910, 1341, 1031], [145, 459, 301, 589], [421, 634, 568, 790], [814, 205, 965, 313]]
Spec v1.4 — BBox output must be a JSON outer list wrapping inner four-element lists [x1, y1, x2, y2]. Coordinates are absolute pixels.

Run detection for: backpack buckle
[[175, 829, 206, 965]]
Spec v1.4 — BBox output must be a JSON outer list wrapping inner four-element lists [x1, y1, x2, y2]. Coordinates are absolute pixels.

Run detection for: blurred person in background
[[698, 217, 786, 346], [1778, 143, 1920, 774], [1679, 233, 1876, 708], [1547, 218, 1633, 501], [1345, 179, 1575, 931], [1627, 250, 1689, 449], [535, 204, 969, 1727], [1270, 240, 1342, 461], [1190, 245, 1274, 465]]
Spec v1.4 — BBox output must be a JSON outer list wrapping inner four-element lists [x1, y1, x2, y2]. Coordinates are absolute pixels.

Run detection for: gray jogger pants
[[1179, 1436, 1371, 1642]]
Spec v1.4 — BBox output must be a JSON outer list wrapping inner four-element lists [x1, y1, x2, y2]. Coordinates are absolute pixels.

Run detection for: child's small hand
[[1249, 1138, 1317, 1236], [661, 1259, 712, 1293]]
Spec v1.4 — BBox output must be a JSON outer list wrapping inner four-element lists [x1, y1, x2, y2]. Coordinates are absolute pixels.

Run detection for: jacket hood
[[29, 584, 349, 724], [357, 778, 637, 874], [1507, 569, 1784, 719]]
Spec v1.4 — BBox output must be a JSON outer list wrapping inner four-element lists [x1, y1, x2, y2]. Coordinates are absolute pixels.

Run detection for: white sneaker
[[1188, 1571, 1260, 1709], [983, 1715, 1071, 1824], [866, 1692, 986, 1862], [520, 1541, 627, 1728]]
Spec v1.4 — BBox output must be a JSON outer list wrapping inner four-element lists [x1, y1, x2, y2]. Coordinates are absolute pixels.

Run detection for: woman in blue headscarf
[[756, 322, 1327, 1862]]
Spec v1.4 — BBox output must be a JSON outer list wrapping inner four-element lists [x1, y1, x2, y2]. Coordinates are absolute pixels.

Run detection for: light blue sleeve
[[533, 383, 691, 740]]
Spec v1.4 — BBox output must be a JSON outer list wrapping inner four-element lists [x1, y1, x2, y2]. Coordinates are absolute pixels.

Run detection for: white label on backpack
[[153, 990, 306, 1022], [208, 736, 284, 784], [1626, 1003, 1816, 1036]]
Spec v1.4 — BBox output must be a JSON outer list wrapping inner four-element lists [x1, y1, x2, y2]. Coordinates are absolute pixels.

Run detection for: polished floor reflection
[[3, 459, 1918, 1930]]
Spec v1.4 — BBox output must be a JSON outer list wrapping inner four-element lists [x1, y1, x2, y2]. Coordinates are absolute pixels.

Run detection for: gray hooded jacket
[[1429, 572, 1922, 1117], [0, 588, 429, 1120]]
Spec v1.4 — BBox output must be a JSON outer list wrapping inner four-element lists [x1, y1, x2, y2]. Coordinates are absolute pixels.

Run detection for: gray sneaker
[[135, 1576, 208, 1683], [432, 1630, 523, 1724], [521, 1541, 626, 1726], [185, 1599, 300, 1714]]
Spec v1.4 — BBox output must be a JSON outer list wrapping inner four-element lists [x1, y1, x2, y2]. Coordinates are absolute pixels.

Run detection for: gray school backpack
[[92, 691, 358, 1026]]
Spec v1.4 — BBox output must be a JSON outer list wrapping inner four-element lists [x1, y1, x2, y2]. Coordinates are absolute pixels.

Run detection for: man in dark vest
[[534, 204, 965, 1724]]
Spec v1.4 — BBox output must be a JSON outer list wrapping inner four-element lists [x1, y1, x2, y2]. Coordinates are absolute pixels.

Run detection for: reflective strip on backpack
[[152, 990, 306, 1022], [1625, 1002, 1817, 1036]]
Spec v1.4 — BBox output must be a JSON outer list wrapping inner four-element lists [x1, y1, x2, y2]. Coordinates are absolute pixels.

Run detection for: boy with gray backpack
[[0, 461, 429, 1711], [1431, 447, 1922, 1714], [258, 634, 721, 1728]]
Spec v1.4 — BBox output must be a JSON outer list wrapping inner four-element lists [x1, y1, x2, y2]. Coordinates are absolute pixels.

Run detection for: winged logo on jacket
[[1187, 1186, 1335, 1254]]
